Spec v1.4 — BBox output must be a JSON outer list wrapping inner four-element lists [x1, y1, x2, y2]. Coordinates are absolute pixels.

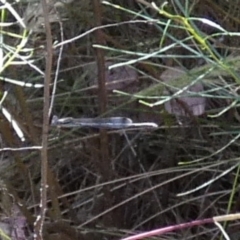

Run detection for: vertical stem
[[34, 0, 53, 239], [92, 0, 110, 178], [92, 0, 114, 226]]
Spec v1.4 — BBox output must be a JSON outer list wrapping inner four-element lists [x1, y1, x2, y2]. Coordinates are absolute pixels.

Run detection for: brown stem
[[34, 0, 53, 239], [92, 0, 115, 227]]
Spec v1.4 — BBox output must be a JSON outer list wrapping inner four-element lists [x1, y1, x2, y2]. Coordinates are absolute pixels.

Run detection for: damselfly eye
[[51, 115, 59, 126]]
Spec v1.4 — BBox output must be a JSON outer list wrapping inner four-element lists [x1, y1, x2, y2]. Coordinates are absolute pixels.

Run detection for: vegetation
[[1, 0, 240, 239]]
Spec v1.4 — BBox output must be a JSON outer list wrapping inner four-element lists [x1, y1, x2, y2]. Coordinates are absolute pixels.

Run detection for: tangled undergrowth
[[1, 0, 240, 239]]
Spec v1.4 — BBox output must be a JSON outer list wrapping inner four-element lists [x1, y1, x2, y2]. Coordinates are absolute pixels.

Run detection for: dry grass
[[0, 0, 240, 239]]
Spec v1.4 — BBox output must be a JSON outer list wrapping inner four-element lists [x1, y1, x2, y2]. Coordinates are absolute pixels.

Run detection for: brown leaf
[[161, 67, 206, 116], [84, 61, 138, 90]]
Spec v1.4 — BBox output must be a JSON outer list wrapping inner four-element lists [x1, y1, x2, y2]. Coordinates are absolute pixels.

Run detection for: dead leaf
[[161, 67, 206, 116]]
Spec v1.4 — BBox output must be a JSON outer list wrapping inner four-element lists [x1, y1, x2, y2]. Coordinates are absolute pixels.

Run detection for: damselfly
[[51, 115, 158, 129]]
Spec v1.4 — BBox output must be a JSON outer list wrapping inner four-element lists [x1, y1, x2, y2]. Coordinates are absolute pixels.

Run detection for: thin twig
[[49, 20, 64, 116]]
